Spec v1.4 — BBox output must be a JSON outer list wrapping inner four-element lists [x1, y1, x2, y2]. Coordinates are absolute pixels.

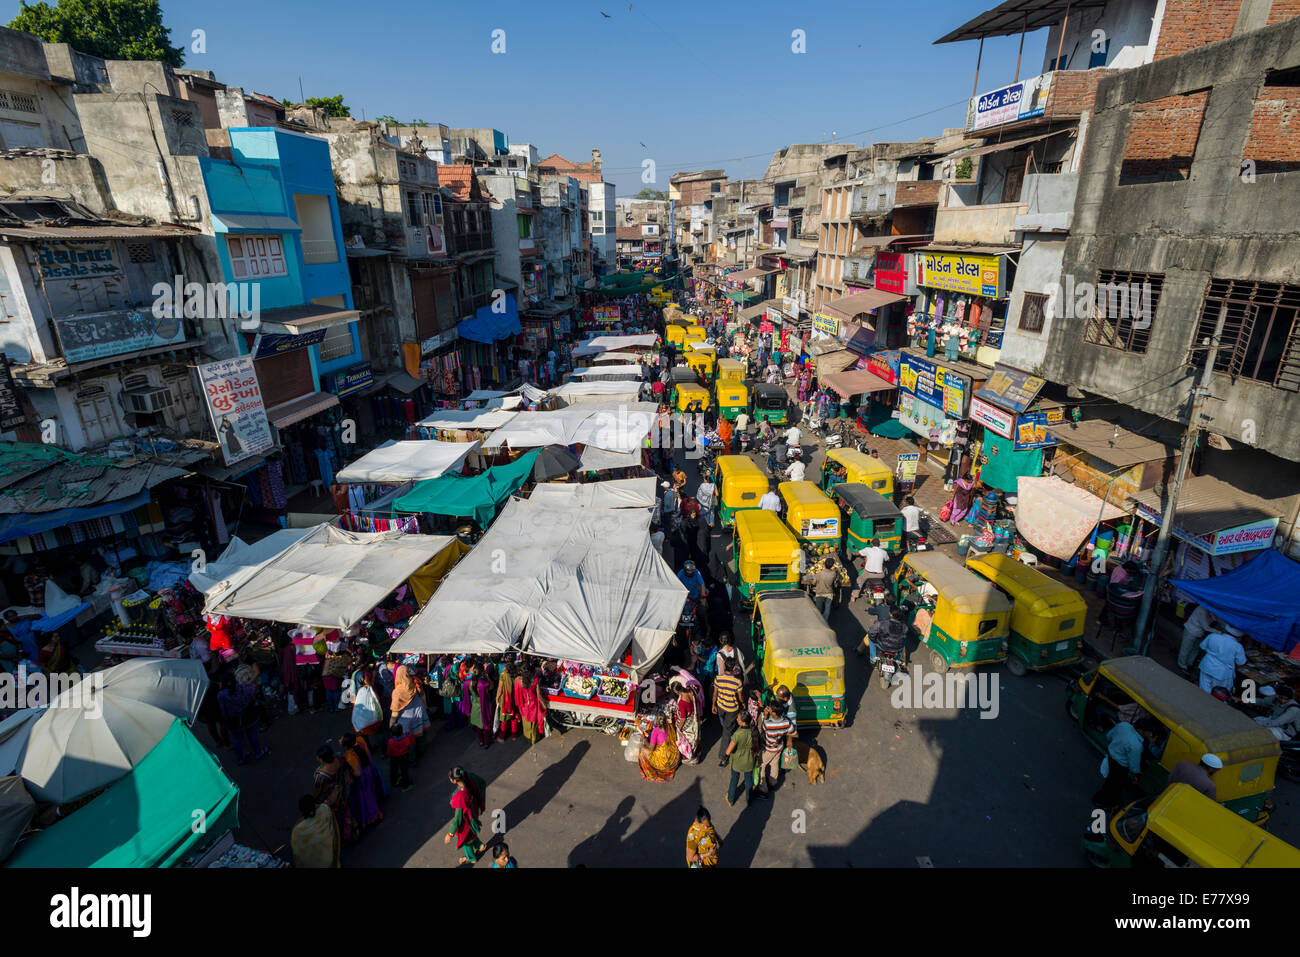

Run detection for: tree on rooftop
[[9, 0, 185, 66], [304, 94, 350, 118], [635, 188, 667, 200]]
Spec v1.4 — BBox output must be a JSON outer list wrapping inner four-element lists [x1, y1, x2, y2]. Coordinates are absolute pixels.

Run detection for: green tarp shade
[[7, 720, 238, 868], [861, 401, 911, 439], [394, 448, 541, 526], [726, 290, 760, 304], [979, 430, 1043, 493]]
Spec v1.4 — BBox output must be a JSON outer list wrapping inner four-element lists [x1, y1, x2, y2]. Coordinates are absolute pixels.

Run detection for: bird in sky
[[601, 10, 611, 17]]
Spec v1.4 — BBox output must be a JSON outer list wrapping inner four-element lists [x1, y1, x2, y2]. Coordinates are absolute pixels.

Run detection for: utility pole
[[1131, 300, 1228, 654]]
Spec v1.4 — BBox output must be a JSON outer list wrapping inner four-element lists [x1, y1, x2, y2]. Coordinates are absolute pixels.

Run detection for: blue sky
[[9, 0, 1055, 194]]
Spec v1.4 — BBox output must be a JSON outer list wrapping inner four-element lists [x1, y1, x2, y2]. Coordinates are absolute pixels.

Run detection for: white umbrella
[[1, 658, 208, 804]]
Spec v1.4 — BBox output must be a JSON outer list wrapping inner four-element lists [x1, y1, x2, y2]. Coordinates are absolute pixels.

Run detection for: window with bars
[[1190, 279, 1300, 391], [126, 241, 155, 263], [1019, 292, 1049, 332], [169, 109, 194, 127], [1083, 270, 1164, 353], [227, 235, 286, 278]]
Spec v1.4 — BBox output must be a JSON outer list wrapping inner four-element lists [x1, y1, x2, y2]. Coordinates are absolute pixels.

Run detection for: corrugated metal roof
[[822, 289, 906, 319], [933, 0, 1106, 44], [1046, 419, 1178, 469], [1130, 475, 1291, 537], [0, 224, 200, 240], [0, 448, 190, 515], [943, 129, 1070, 162]]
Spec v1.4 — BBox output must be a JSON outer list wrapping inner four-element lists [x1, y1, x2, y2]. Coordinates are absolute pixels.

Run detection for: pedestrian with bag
[[712, 661, 744, 766], [758, 703, 796, 796], [723, 710, 759, 807]]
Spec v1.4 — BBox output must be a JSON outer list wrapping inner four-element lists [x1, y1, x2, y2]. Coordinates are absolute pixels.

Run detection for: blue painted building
[[200, 127, 363, 428]]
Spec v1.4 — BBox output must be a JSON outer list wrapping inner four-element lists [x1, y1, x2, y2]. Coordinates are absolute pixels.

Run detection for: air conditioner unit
[[125, 387, 175, 414]]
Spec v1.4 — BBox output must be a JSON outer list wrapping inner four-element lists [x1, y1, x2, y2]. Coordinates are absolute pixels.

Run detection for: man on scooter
[[849, 538, 891, 603]]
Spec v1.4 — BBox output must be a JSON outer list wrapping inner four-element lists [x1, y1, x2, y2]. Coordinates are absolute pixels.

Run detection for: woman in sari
[[947, 473, 977, 524], [291, 795, 340, 868], [685, 807, 720, 868], [669, 670, 704, 765], [350, 666, 385, 749], [340, 731, 385, 825], [468, 663, 495, 748], [313, 745, 359, 845], [496, 664, 520, 741], [638, 712, 681, 782], [38, 634, 76, 676], [390, 664, 430, 764], [514, 663, 547, 745], [443, 766, 487, 864]]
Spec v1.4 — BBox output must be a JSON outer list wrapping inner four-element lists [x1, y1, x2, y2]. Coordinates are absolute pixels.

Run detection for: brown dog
[[793, 739, 825, 784]]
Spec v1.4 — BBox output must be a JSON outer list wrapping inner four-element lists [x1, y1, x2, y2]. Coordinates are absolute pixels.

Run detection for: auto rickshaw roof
[[717, 358, 745, 370], [716, 383, 748, 401], [715, 454, 765, 476], [1147, 784, 1300, 867], [1100, 657, 1281, 762], [779, 481, 837, 510], [753, 383, 786, 397], [965, 551, 1087, 616], [677, 383, 709, 398], [670, 367, 698, 382], [825, 448, 889, 472], [833, 483, 902, 519], [903, 551, 1012, 614], [735, 508, 799, 543], [757, 592, 843, 661]]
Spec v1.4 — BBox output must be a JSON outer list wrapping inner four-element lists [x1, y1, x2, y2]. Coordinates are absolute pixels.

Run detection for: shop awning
[[1046, 419, 1179, 469], [384, 372, 427, 394], [528, 477, 657, 509], [418, 408, 519, 431], [578, 445, 643, 472], [0, 223, 202, 240], [1171, 549, 1300, 653], [934, 0, 1105, 44], [1129, 475, 1287, 540], [393, 449, 541, 526], [572, 334, 658, 358], [335, 439, 480, 484], [458, 293, 521, 343], [569, 364, 643, 380], [212, 212, 302, 233], [204, 523, 462, 629], [189, 528, 311, 596], [259, 303, 359, 335], [266, 391, 340, 429], [942, 129, 1071, 162], [1014, 475, 1126, 561], [483, 403, 658, 453], [823, 369, 896, 399], [822, 289, 906, 320]]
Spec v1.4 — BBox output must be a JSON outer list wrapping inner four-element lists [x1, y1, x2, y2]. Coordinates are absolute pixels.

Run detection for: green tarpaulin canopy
[[394, 448, 540, 526], [861, 402, 911, 439], [7, 720, 238, 868], [726, 290, 760, 304]]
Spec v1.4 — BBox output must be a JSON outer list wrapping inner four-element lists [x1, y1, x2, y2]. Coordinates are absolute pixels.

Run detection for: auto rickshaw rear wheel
[[1006, 655, 1028, 677], [928, 649, 949, 674]]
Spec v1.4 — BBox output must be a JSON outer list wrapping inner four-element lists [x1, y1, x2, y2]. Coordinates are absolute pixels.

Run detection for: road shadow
[[501, 738, 590, 835]]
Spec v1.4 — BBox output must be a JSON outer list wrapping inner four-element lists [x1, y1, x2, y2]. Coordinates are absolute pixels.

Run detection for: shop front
[[967, 365, 1060, 493], [897, 350, 975, 476], [911, 247, 1014, 366]]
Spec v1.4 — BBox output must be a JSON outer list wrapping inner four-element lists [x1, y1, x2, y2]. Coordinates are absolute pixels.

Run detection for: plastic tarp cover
[[569, 365, 643, 379], [481, 409, 595, 449], [6, 720, 238, 869], [0, 489, 149, 545], [1015, 476, 1126, 560], [572, 334, 659, 358], [529, 478, 657, 509], [578, 446, 643, 472], [393, 449, 541, 526], [188, 529, 310, 595], [0, 775, 34, 863], [390, 498, 687, 672], [457, 293, 521, 343], [417, 409, 519, 431], [336, 440, 480, 484], [573, 403, 659, 453], [204, 524, 459, 629], [483, 405, 657, 453], [1172, 549, 1300, 653]]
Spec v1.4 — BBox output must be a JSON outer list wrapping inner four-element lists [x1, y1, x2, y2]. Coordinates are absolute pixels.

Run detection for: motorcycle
[[1280, 739, 1300, 783]]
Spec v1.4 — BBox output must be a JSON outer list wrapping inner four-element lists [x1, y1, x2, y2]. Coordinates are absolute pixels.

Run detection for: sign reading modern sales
[[917, 251, 1005, 298], [971, 73, 1052, 131], [199, 356, 274, 466]]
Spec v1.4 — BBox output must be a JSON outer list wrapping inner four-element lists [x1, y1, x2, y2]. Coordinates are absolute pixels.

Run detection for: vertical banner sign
[[895, 452, 919, 483], [199, 357, 274, 466], [0, 354, 27, 431]]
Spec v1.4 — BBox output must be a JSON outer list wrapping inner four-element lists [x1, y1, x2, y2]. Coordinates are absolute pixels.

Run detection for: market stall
[[528, 477, 656, 509], [335, 439, 481, 485], [1013, 475, 1127, 563], [393, 448, 542, 527], [482, 404, 658, 454], [572, 334, 659, 358], [188, 529, 311, 597]]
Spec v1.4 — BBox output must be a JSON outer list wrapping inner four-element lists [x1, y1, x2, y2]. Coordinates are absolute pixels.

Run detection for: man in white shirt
[[784, 458, 806, 483], [695, 477, 717, 558], [1177, 603, 1217, 674], [759, 481, 782, 513], [784, 425, 802, 447], [850, 538, 890, 600], [900, 495, 922, 548]]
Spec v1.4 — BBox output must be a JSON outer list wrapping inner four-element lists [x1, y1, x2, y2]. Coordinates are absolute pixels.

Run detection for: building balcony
[[1014, 172, 1078, 233], [894, 180, 943, 208], [933, 202, 1025, 246], [841, 256, 873, 286], [965, 68, 1121, 136]]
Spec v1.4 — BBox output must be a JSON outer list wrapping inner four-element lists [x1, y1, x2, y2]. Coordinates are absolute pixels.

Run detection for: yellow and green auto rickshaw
[[1066, 656, 1281, 823], [965, 552, 1086, 675], [778, 481, 841, 560], [731, 509, 802, 605], [674, 382, 711, 413], [715, 454, 768, 527], [751, 590, 845, 728], [665, 323, 690, 348], [715, 380, 749, 421], [684, 348, 716, 384], [1083, 783, 1300, 868], [820, 448, 894, 499], [716, 358, 746, 384], [683, 325, 707, 346], [751, 383, 788, 425], [832, 482, 904, 554], [667, 366, 699, 405], [892, 551, 1010, 673]]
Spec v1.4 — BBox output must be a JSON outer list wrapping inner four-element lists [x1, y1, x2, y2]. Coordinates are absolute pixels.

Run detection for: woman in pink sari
[[668, 669, 704, 765], [947, 474, 977, 524], [443, 766, 487, 863], [514, 662, 547, 745]]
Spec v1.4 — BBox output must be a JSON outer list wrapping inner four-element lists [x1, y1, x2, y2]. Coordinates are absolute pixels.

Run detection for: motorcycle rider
[[849, 538, 891, 602], [857, 604, 909, 664]]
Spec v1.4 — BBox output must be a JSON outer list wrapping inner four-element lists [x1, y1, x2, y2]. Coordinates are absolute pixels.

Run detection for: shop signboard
[[198, 356, 274, 466], [253, 330, 328, 359], [1134, 504, 1279, 557], [1014, 411, 1059, 451], [917, 251, 1005, 299], [766, 308, 784, 327], [968, 396, 1013, 439], [54, 307, 187, 365], [0, 354, 25, 431], [35, 240, 120, 280], [897, 392, 956, 445], [873, 251, 910, 296], [899, 353, 969, 418], [976, 364, 1046, 414], [866, 349, 900, 386], [813, 312, 840, 336], [329, 362, 373, 398], [971, 73, 1053, 131], [895, 452, 919, 483], [593, 305, 621, 322]]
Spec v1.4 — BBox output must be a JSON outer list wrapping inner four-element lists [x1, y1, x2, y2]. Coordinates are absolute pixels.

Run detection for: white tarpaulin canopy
[[204, 524, 458, 629], [483, 404, 657, 453], [335, 439, 480, 484], [1015, 476, 1127, 560], [188, 529, 310, 595], [552, 381, 645, 397], [528, 478, 657, 509], [569, 365, 643, 379], [578, 446, 643, 471], [572, 334, 659, 357], [390, 498, 686, 672], [417, 408, 519, 431]]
